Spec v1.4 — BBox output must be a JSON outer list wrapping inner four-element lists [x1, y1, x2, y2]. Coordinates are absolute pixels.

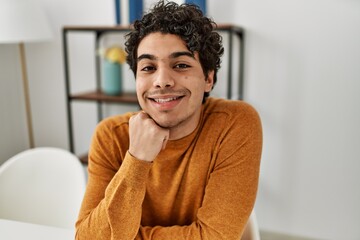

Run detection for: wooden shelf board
[[70, 91, 138, 104], [63, 24, 243, 33]]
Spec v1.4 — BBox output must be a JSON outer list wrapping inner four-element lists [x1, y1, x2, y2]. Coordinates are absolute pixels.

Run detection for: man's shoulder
[[204, 97, 259, 119], [201, 98, 262, 146]]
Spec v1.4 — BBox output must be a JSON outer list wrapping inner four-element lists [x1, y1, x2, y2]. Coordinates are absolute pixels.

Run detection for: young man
[[75, 1, 262, 239]]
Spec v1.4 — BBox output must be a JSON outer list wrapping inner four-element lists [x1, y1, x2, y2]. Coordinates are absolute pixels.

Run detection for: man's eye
[[141, 66, 156, 72], [174, 64, 190, 69]]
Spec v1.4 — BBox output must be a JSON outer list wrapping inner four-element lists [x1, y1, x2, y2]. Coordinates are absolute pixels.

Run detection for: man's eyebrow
[[137, 54, 156, 62], [137, 51, 195, 62], [170, 51, 195, 59]]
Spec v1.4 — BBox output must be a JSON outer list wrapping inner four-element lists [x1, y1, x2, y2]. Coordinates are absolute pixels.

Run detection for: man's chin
[[153, 119, 175, 129], [145, 110, 175, 128], [151, 115, 181, 129]]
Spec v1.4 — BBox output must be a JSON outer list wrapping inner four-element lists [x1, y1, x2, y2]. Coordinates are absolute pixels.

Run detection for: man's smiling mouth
[[150, 96, 183, 103]]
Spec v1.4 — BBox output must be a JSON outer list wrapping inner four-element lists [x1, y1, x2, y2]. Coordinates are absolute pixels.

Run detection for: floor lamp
[[0, 0, 52, 148]]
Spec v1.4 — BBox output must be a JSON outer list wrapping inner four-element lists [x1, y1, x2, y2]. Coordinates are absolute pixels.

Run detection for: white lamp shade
[[0, 0, 52, 43]]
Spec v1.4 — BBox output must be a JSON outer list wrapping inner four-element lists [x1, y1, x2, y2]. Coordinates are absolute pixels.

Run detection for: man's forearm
[[76, 153, 152, 240]]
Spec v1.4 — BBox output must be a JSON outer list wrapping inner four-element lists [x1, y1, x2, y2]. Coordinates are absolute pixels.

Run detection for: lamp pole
[[19, 42, 35, 148]]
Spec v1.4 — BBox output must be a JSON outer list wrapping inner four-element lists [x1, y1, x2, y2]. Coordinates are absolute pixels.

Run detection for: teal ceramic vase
[[102, 59, 122, 95]]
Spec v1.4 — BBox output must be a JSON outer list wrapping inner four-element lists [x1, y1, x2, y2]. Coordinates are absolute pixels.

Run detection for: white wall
[[0, 0, 359, 239], [0, 44, 29, 160], [228, 0, 360, 239]]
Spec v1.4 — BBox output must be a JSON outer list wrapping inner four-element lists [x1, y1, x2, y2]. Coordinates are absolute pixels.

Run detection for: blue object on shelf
[[185, 0, 206, 14], [102, 59, 122, 95], [115, 0, 121, 24], [129, 0, 143, 23]]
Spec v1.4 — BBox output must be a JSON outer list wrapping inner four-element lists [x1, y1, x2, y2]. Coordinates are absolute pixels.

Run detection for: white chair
[[241, 210, 261, 240], [0, 147, 86, 229]]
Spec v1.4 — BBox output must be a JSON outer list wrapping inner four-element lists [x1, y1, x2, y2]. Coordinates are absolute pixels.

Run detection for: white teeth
[[154, 97, 178, 103]]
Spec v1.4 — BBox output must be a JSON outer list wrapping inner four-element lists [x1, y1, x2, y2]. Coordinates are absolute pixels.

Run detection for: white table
[[0, 218, 75, 240]]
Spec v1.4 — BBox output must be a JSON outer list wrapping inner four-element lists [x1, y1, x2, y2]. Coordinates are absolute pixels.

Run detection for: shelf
[[63, 25, 134, 31], [70, 90, 138, 104], [63, 24, 244, 33]]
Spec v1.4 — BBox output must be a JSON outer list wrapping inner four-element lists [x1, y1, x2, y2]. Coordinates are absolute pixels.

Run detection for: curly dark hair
[[125, 0, 224, 101]]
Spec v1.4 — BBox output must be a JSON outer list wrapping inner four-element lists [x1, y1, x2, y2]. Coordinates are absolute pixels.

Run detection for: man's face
[[136, 32, 214, 139]]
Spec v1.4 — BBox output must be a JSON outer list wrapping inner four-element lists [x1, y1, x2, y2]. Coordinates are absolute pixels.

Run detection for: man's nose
[[153, 68, 175, 88]]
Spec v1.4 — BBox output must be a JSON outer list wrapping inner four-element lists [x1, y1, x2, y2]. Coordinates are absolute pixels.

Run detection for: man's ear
[[205, 70, 215, 92]]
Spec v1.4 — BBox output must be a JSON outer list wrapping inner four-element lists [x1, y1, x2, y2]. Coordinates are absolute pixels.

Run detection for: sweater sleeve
[[75, 119, 152, 240], [136, 102, 263, 239]]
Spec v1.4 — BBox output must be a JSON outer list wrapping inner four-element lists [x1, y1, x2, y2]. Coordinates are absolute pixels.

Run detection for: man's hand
[[128, 112, 170, 162]]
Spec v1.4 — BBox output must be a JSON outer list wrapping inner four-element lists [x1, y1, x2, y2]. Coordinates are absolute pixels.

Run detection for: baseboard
[[260, 230, 320, 240]]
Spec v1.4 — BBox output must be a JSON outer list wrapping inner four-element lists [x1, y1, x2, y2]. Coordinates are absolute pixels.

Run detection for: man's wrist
[[128, 150, 153, 163]]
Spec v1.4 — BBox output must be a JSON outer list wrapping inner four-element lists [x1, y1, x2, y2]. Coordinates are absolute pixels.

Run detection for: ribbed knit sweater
[[75, 97, 262, 240]]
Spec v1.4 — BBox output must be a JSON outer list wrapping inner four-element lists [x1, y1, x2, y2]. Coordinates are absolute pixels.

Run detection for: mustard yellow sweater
[[76, 98, 262, 240]]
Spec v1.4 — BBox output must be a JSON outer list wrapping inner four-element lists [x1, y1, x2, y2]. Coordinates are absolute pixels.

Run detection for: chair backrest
[[241, 210, 261, 240], [0, 147, 86, 229]]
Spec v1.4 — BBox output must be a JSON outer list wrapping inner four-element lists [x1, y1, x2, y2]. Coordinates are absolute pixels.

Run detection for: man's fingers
[[129, 110, 170, 161]]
